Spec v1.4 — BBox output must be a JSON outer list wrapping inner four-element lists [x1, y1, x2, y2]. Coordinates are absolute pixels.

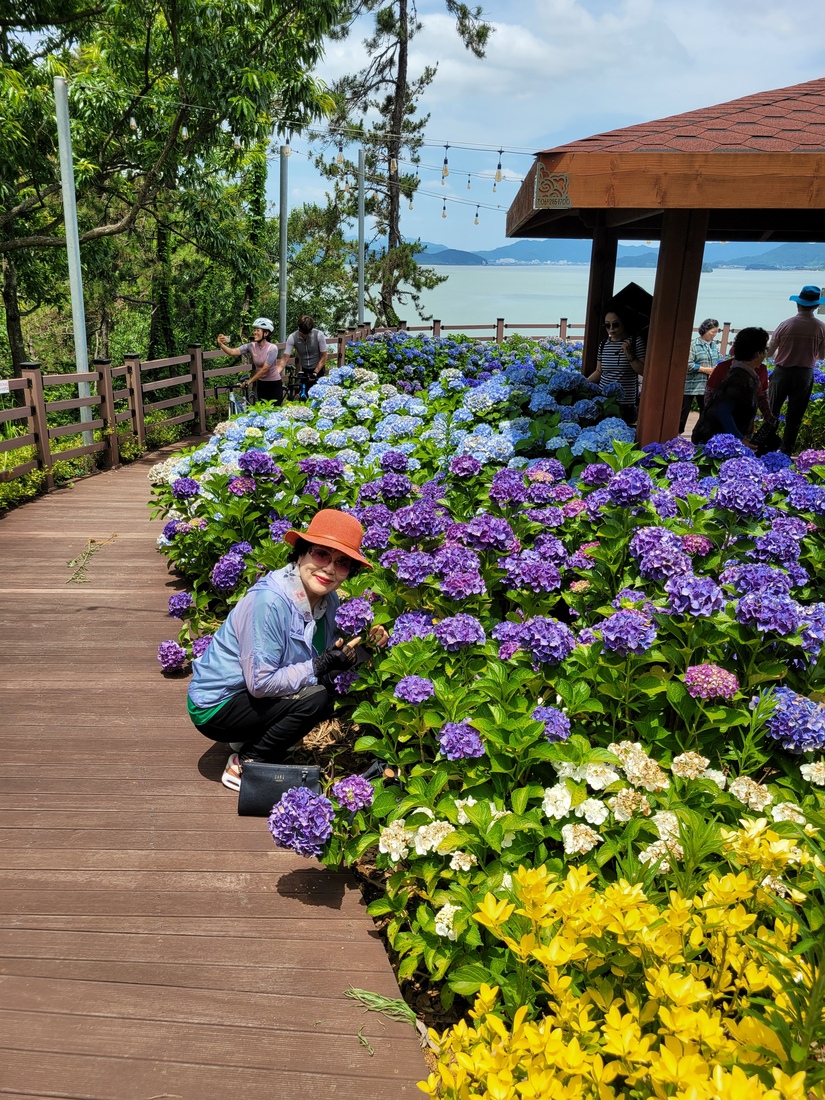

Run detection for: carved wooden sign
[[534, 162, 571, 209]]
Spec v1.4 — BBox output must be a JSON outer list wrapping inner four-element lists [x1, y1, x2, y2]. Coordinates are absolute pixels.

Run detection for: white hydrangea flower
[[412, 820, 455, 856], [378, 819, 411, 862], [800, 761, 825, 786], [501, 832, 515, 849], [244, 427, 263, 438], [554, 762, 588, 783], [454, 796, 477, 825], [760, 875, 789, 898], [702, 769, 728, 790], [501, 873, 513, 891], [607, 788, 652, 821], [449, 851, 477, 872], [608, 741, 670, 792], [639, 838, 684, 873], [771, 802, 806, 825], [729, 777, 773, 812], [584, 764, 621, 791], [574, 798, 609, 826], [653, 811, 680, 841], [671, 752, 710, 780], [434, 902, 460, 940], [542, 784, 572, 821], [561, 823, 602, 856]]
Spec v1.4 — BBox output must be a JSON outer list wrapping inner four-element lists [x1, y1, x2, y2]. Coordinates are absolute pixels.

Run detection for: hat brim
[[790, 294, 825, 306], [283, 528, 372, 568]]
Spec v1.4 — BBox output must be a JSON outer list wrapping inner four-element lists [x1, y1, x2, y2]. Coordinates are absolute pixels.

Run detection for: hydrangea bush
[[150, 333, 825, 1094]]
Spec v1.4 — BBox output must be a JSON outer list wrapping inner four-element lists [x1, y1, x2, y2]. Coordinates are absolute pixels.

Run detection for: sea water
[[408, 266, 825, 335]]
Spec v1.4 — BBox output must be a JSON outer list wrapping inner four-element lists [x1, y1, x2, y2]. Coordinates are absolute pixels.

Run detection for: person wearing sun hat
[[767, 285, 825, 455], [187, 508, 388, 790]]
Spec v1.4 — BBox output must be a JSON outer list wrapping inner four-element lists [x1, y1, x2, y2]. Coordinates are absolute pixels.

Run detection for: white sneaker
[[229, 741, 244, 752]]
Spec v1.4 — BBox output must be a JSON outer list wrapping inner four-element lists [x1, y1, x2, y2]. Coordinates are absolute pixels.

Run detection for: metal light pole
[[279, 145, 289, 344], [54, 76, 92, 445], [357, 147, 365, 325]]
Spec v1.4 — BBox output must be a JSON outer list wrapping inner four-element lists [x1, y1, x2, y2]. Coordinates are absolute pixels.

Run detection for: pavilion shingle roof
[[542, 77, 825, 154]]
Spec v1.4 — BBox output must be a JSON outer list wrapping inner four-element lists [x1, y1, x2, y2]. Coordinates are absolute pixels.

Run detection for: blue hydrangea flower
[[437, 721, 485, 760]]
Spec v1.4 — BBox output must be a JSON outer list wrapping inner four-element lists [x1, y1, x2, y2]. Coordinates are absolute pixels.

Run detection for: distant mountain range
[[414, 239, 825, 271]]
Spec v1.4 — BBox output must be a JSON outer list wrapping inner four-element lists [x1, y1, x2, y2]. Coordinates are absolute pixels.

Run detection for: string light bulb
[[408, 198, 414, 210], [466, 173, 471, 190], [337, 144, 343, 164], [442, 144, 449, 179], [474, 205, 480, 226], [233, 134, 241, 149], [492, 179, 497, 193], [495, 148, 503, 182], [441, 199, 447, 219], [283, 134, 291, 157], [181, 126, 189, 140], [129, 116, 137, 131], [390, 157, 397, 174]]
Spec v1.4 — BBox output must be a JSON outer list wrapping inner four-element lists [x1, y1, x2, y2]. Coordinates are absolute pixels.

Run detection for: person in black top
[[692, 327, 769, 445]]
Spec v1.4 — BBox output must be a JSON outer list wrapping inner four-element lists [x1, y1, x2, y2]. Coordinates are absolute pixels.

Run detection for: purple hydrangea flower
[[527, 458, 565, 482], [391, 501, 447, 539], [388, 611, 436, 647], [449, 454, 482, 478], [361, 526, 391, 551], [701, 434, 748, 460], [525, 506, 565, 527], [331, 774, 374, 811], [157, 639, 187, 670], [358, 504, 394, 529], [585, 487, 610, 522], [683, 664, 739, 700], [652, 491, 679, 519], [437, 721, 485, 760], [667, 461, 700, 482], [379, 472, 413, 499], [718, 456, 765, 484], [239, 449, 280, 477], [211, 552, 245, 591], [666, 438, 696, 461], [533, 533, 568, 563], [268, 787, 335, 858], [441, 571, 487, 599], [796, 449, 825, 474], [519, 617, 577, 665], [800, 603, 825, 661], [386, 550, 434, 587], [490, 469, 527, 505], [168, 592, 194, 618], [171, 477, 200, 500], [532, 705, 571, 743], [380, 451, 409, 473], [736, 591, 801, 635], [269, 519, 292, 542], [434, 613, 486, 651], [579, 463, 613, 487], [162, 519, 182, 539], [611, 588, 655, 613], [754, 531, 801, 566], [638, 544, 692, 583], [606, 467, 653, 507], [227, 476, 257, 497], [502, 552, 562, 593], [299, 457, 344, 480], [394, 675, 435, 704], [434, 545, 482, 575], [760, 451, 794, 473], [715, 479, 766, 518], [771, 516, 808, 541], [664, 573, 726, 617], [335, 598, 375, 634], [720, 561, 793, 596], [600, 610, 657, 655], [192, 635, 213, 659], [527, 481, 558, 505], [492, 619, 523, 660], [333, 669, 360, 694], [562, 499, 586, 520], [549, 483, 577, 503], [765, 686, 825, 753], [463, 513, 517, 553], [682, 534, 713, 556]]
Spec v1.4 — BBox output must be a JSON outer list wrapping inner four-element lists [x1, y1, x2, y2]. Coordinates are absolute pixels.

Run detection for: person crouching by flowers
[[187, 509, 388, 791], [692, 327, 769, 447]]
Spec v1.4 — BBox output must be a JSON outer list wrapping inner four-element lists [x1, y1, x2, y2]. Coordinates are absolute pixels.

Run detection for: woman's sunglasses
[[308, 546, 355, 575]]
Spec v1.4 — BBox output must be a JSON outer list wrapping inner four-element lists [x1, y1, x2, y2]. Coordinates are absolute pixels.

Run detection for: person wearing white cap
[[217, 317, 283, 405], [767, 286, 825, 455]]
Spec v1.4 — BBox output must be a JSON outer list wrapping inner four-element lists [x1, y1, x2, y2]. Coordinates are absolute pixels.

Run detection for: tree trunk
[[241, 155, 267, 337], [148, 215, 175, 359], [2, 255, 27, 376], [378, 0, 407, 327]]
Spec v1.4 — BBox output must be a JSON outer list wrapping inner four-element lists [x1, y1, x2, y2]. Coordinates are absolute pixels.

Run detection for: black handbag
[[751, 419, 782, 456], [237, 761, 322, 817]]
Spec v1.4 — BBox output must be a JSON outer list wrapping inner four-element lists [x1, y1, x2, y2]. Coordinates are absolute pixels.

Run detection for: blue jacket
[[188, 564, 339, 709]]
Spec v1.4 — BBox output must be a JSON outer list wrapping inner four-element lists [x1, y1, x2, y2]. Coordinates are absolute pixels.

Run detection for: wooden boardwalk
[[0, 450, 425, 1099]]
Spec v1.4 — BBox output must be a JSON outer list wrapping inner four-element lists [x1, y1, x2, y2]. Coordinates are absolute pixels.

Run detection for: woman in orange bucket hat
[[188, 509, 387, 790]]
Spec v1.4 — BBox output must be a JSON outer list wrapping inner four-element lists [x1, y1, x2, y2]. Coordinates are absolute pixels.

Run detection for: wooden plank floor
[[0, 450, 425, 1099]]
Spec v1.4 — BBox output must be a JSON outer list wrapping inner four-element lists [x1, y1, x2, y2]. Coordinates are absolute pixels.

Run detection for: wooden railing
[[0, 320, 743, 490]]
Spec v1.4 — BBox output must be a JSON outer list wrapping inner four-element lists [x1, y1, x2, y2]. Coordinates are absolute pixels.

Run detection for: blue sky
[[267, 0, 825, 251]]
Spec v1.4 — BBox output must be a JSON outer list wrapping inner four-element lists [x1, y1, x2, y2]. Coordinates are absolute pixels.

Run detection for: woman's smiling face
[[297, 545, 352, 607]]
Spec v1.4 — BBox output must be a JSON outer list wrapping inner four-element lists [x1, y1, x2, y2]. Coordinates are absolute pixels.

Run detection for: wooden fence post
[[719, 322, 731, 357], [124, 353, 145, 448], [399, 319, 407, 331], [21, 364, 53, 490], [495, 317, 505, 343], [432, 319, 442, 337], [189, 343, 207, 434], [94, 358, 118, 469], [559, 318, 568, 341], [336, 330, 347, 368]]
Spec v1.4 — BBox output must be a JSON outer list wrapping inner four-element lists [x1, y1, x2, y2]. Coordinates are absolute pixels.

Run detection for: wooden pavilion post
[[636, 209, 709, 445], [582, 217, 617, 377]]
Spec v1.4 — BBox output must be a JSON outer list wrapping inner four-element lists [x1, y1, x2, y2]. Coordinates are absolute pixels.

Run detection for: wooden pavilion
[[506, 77, 825, 444]]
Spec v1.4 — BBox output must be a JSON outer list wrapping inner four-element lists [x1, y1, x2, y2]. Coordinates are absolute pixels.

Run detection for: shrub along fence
[[0, 317, 739, 492]]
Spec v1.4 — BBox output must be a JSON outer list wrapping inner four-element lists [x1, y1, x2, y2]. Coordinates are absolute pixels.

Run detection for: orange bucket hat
[[283, 508, 371, 567]]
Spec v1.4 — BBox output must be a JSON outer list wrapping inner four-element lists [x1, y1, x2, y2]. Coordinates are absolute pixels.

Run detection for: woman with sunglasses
[[586, 307, 646, 426], [187, 509, 388, 790]]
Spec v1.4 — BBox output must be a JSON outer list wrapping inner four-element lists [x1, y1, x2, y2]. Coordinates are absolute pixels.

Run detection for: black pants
[[196, 685, 332, 763], [618, 403, 638, 426], [680, 393, 704, 433], [768, 365, 814, 455], [256, 379, 284, 405]]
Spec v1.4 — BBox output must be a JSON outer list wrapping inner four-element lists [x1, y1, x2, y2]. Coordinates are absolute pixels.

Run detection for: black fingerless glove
[[313, 643, 357, 680]]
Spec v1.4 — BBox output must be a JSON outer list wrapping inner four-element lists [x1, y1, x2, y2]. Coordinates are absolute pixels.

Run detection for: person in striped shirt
[[587, 307, 646, 425]]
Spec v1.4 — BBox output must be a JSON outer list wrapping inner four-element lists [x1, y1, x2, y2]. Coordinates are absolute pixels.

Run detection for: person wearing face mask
[[188, 509, 389, 791], [276, 314, 329, 397], [217, 318, 283, 405]]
